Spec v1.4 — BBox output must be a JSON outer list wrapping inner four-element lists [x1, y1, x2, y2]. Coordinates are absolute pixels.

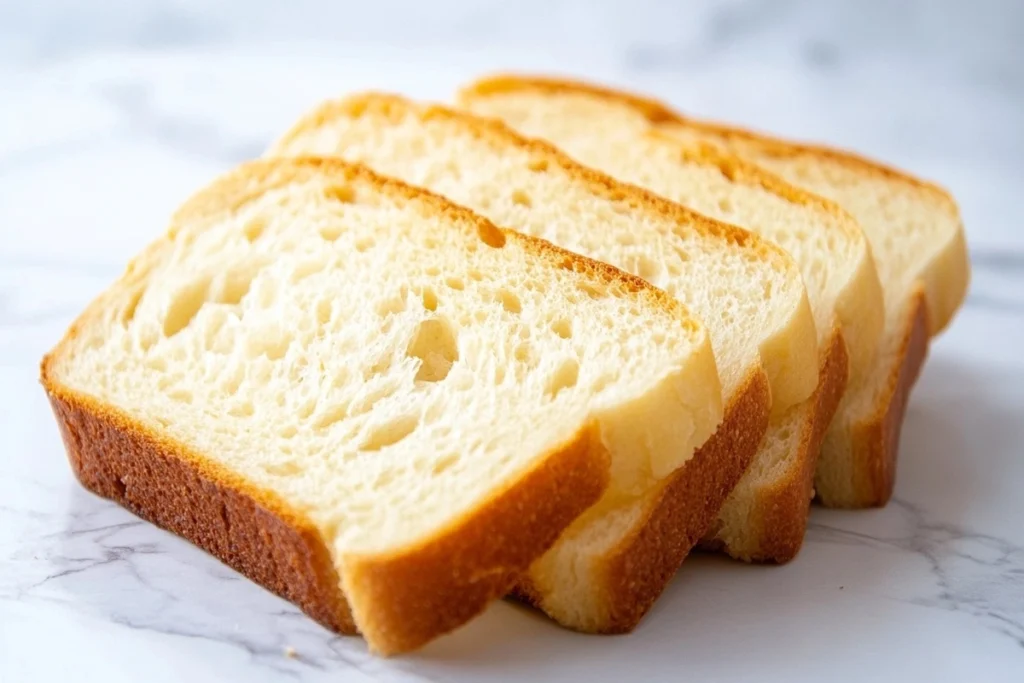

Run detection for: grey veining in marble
[[2, 1, 1023, 681]]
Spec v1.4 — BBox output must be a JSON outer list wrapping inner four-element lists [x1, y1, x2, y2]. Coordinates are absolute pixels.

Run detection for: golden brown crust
[[821, 290, 930, 507], [41, 358, 611, 655], [343, 423, 610, 653], [457, 79, 858, 561], [599, 368, 771, 630], [461, 73, 863, 225], [40, 155, 661, 655], [749, 328, 848, 562], [511, 368, 771, 632], [175, 155, 702, 338], [461, 73, 957, 207], [41, 367, 356, 635], [273, 94, 799, 274]]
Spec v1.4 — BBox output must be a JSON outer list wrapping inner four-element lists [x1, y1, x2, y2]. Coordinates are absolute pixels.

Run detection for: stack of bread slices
[[41, 73, 970, 656]]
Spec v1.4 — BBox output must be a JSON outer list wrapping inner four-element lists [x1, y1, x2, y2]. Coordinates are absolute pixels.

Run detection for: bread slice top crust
[[270, 94, 817, 421], [42, 156, 723, 650], [459, 74, 886, 385]]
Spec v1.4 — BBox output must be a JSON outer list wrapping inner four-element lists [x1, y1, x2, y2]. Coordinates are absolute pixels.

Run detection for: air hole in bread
[[313, 402, 349, 431], [477, 223, 506, 249], [431, 453, 459, 476], [421, 286, 439, 312], [252, 278, 277, 309], [291, 258, 328, 283], [279, 424, 298, 439], [354, 236, 375, 252], [366, 353, 393, 379], [163, 277, 211, 338], [407, 317, 459, 382], [144, 356, 167, 372], [514, 341, 534, 364], [168, 388, 193, 404], [361, 413, 418, 451], [497, 289, 521, 314], [545, 358, 580, 398], [296, 398, 317, 420], [551, 318, 572, 339], [445, 276, 465, 291], [229, 401, 254, 418], [320, 224, 343, 242], [374, 469, 399, 488], [243, 217, 266, 243], [325, 184, 356, 204], [467, 269, 484, 281], [527, 158, 549, 173], [376, 292, 407, 317], [511, 189, 532, 207], [717, 197, 733, 213], [216, 266, 257, 306], [579, 282, 606, 300], [424, 265, 441, 277], [316, 299, 333, 325], [633, 254, 660, 283], [122, 289, 143, 325], [718, 161, 739, 182], [246, 325, 291, 360]]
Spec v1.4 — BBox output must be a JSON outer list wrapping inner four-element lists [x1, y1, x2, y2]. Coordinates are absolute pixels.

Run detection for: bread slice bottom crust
[[700, 328, 848, 562], [511, 367, 771, 632], [818, 289, 929, 507], [41, 359, 611, 656]]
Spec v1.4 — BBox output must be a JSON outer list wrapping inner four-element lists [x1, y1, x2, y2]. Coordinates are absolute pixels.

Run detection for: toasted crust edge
[[461, 73, 957, 206], [747, 327, 848, 561], [459, 75, 885, 375], [462, 75, 966, 511], [818, 290, 930, 507], [175, 156, 705, 339], [271, 95, 798, 271], [511, 367, 771, 632], [43, 156, 713, 655], [458, 78, 856, 558], [42, 354, 611, 656]]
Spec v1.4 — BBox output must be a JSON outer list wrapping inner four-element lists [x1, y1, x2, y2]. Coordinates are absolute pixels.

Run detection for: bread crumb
[[284, 646, 297, 659]]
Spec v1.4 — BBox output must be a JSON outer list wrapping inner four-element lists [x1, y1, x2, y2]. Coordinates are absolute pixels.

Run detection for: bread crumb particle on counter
[[284, 646, 297, 659]]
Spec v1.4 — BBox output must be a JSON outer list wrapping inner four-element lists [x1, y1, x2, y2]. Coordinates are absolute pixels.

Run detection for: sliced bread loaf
[[458, 75, 885, 560], [41, 157, 725, 654], [463, 75, 971, 507], [652, 109, 970, 507], [268, 95, 818, 630]]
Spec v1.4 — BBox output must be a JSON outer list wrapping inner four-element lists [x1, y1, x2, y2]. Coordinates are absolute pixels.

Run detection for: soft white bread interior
[[41, 157, 724, 653], [458, 75, 883, 560], [508, 78, 970, 507], [268, 94, 815, 628]]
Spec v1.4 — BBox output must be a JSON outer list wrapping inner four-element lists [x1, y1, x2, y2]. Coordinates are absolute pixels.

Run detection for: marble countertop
[[2, 1, 1023, 681]]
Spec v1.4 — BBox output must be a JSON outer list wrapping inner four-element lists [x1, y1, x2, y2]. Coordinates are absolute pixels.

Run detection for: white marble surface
[[2, 1, 1023, 681]]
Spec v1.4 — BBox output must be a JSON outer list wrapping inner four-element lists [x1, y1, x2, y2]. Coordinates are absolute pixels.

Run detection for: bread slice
[[462, 75, 970, 507], [458, 75, 885, 560], [268, 94, 818, 630], [40, 156, 726, 654], [650, 118, 970, 508]]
